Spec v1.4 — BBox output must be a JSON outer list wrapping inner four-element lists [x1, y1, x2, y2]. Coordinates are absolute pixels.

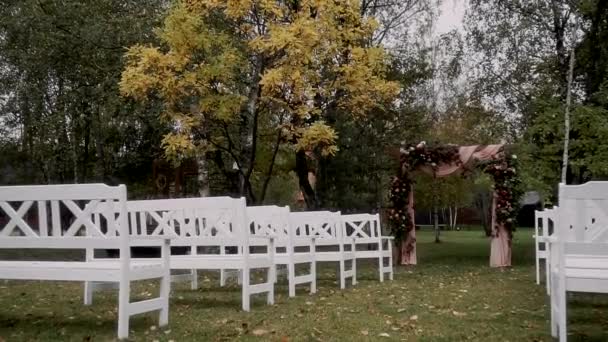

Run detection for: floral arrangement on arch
[[481, 151, 523, 237], [388, 141, 522, 241], [400, 141, 461, 171], [388, 174, 412, 242]]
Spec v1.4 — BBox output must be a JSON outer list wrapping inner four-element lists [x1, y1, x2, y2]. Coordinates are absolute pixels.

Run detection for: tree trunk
[[296, 150, 318, 209], [197, 152, 210, 197], [551, 0, 569, 97], [82, 106, 91, 182], [561, 18, 578, 184], [448, 206, 453, 230], [434, 205, 440, 243], [71, 114, 79, 184], [93, 108, 106, 182], [239, 61, 263, 202], [260, 128, 283, 203]]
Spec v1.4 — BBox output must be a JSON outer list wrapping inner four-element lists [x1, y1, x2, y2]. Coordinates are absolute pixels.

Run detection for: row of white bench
[[0, 184, 393, 339], [535, 182, 608, 342]]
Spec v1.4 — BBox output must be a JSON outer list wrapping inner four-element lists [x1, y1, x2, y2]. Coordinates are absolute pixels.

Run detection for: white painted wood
[[252, 206, 315, 297], [342, 213, 393, 282], [0, 183, 171, 340], [88, 196, 275, 311], [534, 207, 557, 294], [549, 182, 608, 342], [290, 211, 356, 289]]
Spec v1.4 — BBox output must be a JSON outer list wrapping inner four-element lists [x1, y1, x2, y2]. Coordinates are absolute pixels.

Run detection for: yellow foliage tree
[[120, 0, 400, 205]]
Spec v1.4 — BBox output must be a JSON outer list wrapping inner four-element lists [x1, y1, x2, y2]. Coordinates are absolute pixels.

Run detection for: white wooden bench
[[86, 196, 275, 311], [550, 182, 608, 341], [250, 206, 316, 296], [342, 213, 393, 281], [289, 211, 356, 289], [0, 184, 171, 339], [220, 206, 317, 297], [534, 207, 556, 293]]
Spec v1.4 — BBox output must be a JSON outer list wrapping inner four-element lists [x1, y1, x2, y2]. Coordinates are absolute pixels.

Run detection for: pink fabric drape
[[398, 144, 512, 267], [400, 189, 417, 265], [490, 192, 512, 267]]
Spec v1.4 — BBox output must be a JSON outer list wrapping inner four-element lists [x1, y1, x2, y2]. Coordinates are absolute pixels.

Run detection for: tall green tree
[[0, 0, 168, 189]]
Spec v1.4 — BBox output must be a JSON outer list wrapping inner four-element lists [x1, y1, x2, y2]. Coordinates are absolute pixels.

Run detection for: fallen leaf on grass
[[252, 329, 268, 336], [452, 311, 467, 317], [360, 330, 369, 336], [378, 332, 390, 337], [397, 308, 406, 313], [409, 315, 418, 321]]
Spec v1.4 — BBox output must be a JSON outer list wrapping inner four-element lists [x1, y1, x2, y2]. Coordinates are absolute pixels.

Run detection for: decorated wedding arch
[[388, 142, 522, 267]]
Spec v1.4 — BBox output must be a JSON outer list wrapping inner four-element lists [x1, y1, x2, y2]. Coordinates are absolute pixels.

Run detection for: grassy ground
[[1, 229, 607, 341]]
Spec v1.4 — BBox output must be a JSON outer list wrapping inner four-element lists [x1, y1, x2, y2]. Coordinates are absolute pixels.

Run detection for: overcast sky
[[435, 0, 466, 36]]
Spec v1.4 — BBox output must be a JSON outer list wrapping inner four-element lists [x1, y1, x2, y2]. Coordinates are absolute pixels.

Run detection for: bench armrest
[[291, 236, 316, 244], [249, 235, 276, 240], [545, 236, 558, 244], [129, 236, 173, 247], [130, 235, 175, 240]]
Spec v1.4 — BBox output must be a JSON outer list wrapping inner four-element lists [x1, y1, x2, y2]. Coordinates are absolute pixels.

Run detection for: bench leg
[[310, 260, 317, 294], [558, 288, 567, 342], [220, 269, 227, 287], [159, 272, 170, 327], [117, 280, 130, 339], [288, 262, 296, 298], [550, 279, 556, 337], [545, 259, 551, 295], [388, 244, 394, 281], [352, 258, 357, 286], [339, 260, 346, 289], [378, 256, 384, 282], [241, 267, 250, 312], [84, 281, 94, 305], [159, 239, 170, 327], [535, 255, 540, 285], [190, 269, 198, 290], [267, 265, 275, 305]]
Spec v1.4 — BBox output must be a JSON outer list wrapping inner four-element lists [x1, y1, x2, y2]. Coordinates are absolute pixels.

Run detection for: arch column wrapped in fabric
[[390, 143, 521, 267]]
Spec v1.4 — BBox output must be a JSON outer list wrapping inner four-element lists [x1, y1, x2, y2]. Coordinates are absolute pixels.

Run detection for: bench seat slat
[[0, 260, 161, 281], [0, 237, 123, 249]]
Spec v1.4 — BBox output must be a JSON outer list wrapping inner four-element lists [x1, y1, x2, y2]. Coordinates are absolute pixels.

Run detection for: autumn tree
[[120, 0, 400, 206]]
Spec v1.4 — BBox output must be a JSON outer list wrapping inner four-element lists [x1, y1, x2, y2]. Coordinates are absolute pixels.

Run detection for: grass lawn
[[1, 229, 607, 341]]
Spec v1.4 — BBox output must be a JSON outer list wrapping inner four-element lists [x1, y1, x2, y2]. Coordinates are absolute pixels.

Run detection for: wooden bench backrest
[[535, 208, 557, 238], [0, 184, 127, 250], [558, 182, 608, 244], [246, 205, 290, 244], [289, 211, 343, 241], [342, 213, 381, 240], [117, 197, 247, 248]]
